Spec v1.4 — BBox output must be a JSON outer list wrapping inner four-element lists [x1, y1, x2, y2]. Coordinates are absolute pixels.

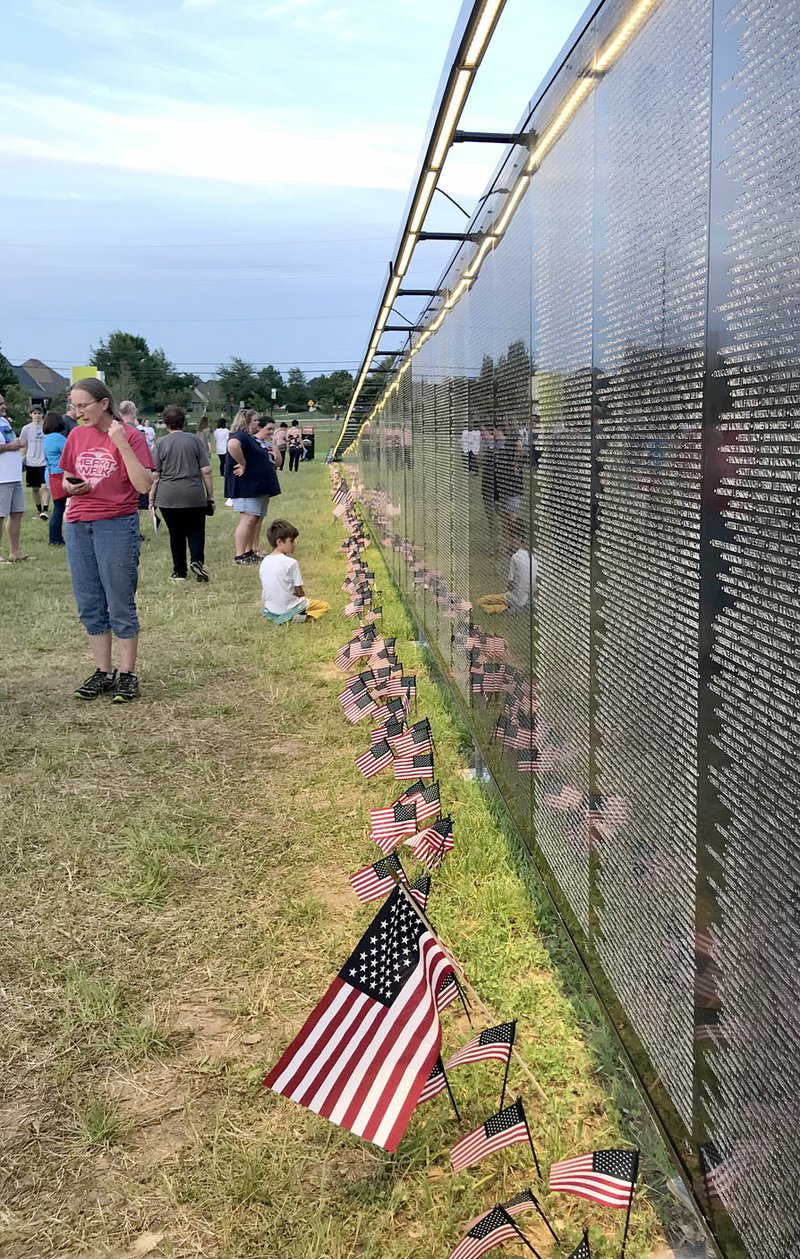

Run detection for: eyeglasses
[[72, 401, 102, 413]]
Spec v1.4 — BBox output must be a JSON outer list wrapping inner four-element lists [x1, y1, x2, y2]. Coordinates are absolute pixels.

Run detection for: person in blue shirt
[[43, 411, 68, 546]]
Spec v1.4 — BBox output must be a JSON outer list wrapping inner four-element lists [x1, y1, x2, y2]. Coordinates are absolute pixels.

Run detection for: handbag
[[205, 499, 215, 517]]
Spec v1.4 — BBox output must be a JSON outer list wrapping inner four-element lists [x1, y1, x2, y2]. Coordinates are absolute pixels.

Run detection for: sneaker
[[190, 560, 210, 583], [112, 672, 140, 703], [234, 553, 259, 566], [75, 668, 117, 700], [39, 511, 49, 521], [170, 571, 188, 582]]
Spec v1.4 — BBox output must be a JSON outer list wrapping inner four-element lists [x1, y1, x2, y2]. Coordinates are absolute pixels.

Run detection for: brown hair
[[70, 377, 122, 419], [43, 410, 65, 435], [267, 519, 299, 547], [162, 405, 186, 430]]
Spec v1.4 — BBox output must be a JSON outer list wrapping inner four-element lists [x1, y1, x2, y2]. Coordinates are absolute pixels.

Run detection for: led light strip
[[334, 0, 506, 456], [340, 0, 661, 454]]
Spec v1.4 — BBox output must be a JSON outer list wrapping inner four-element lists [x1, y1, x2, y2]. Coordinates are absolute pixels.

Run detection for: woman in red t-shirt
[[60, 378, 154, 703]]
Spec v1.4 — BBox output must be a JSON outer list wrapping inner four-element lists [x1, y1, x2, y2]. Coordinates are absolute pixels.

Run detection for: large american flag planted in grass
[[264, 887, 450, 1152]]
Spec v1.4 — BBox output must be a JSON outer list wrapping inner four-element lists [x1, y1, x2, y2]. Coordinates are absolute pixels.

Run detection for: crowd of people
[[0, 384, 320, 704]]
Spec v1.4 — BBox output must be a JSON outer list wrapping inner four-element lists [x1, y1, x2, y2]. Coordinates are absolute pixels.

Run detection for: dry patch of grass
[[0, 463, 692, 1258]]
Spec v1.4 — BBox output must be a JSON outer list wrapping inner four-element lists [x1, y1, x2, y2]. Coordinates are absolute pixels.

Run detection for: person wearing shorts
[[0, 397, 29, 563], [19, 407, 49, 519], [224, 412, 281, 565]]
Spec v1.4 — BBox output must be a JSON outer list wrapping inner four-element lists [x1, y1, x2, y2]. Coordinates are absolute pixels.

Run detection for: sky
[[3, 0, 589, 383]]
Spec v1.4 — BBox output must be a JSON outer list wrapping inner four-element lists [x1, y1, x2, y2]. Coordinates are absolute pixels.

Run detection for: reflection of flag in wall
[[355, 739, 394, 779], [444, 1021, 516, 1071], [447, 1191, 541, 1259], [451, 1098, 530, 1172], [349, 852, 407, 904], [408, 816, 454, 869], [548, 1148, 639, 1208], [264, 888, 451, 1152], [699, 1140, 725, 1203]]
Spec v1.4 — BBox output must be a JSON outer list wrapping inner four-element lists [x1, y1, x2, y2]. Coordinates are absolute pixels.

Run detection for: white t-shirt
[[506, 548, 538, 610], [259, 552, 305, 615], [0, 417, 23, 483], [213, 426, 230, 454], [19, 423, 46, 467], [136, 423, 156, 452]]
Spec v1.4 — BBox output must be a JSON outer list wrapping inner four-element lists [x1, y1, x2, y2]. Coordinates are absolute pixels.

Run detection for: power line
[[3, 233, 397, 251]]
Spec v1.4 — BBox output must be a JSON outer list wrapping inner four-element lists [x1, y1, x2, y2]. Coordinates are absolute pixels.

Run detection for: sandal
[[10, 554, 33, 562]]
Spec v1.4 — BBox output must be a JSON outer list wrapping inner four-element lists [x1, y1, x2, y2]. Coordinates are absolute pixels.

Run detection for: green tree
[[0, 343, 17, 393], [107, 364, 141, 408], [216, 357, 260, 411], [284, 367, 309, 412], [92, 331, 191, 412]]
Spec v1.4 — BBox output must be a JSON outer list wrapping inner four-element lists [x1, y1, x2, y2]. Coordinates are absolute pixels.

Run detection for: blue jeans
[[65, 513, 141, 638], [49, 497, 66, 545]]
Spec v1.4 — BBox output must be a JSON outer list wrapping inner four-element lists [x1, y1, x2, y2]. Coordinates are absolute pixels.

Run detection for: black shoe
[[112, 672, 140, 703], [190, 560, 210, 582], [170, 571, 188, 582], [234, 553, 259, 566], [75, 668, 117, 700]]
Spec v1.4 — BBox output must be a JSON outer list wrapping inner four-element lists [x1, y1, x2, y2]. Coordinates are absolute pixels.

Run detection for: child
[[505, 525, 538, 611], [259, 519, 330, 624]]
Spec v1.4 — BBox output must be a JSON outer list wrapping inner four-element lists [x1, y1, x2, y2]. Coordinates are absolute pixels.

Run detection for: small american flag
[[349, 852, 408, 904], [409, 875, 431, 912], [264, 888, 451, 1152], [407, 816, 454, 869], [417, 1055, 449, 1104], [698, 1140, 725, 1203], [370, 800, 418, 851], [447, 1204, 524, 1259], [548, 1148, 639, 1208], [355, 739, 394, 779], [451, 1098, 530, 1172], [394, 750, 434, 781], [400, 780, 441, 822], [449, 1190, 541, 1259], [371, 716, 406, 747], [437, 971, 462, 1013], [444, 1021, 516, 1071], [391, 718, 432, 758], [567, 1229, 592, 1259], [341, 689, 379, 724], [363, 607, 382, 624]]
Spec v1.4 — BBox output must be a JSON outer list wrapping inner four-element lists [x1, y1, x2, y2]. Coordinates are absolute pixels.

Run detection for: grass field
[[0, 457, 688, 1258]]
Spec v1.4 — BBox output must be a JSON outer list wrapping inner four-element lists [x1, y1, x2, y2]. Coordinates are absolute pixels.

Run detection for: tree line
[[0, 332, 354, 417]]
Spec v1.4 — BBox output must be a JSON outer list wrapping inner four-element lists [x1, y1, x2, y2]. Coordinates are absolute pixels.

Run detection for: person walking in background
[[212, 417, 230, 475], [149, 405, 213, 583], [286, 419, 303, 472], [19, 406, 49, 520], [62, 400, 79, 432], [0, 395, 30, 563], [196, 415, 212, 457], [120, 400, 156, 455], [273, 421, 288, 471], [225, 411, 280, 565], [60, 378, 154, 702], [42, 410, 68, 546]]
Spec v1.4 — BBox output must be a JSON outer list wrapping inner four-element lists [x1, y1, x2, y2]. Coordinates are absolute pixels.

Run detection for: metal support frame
[[452, 128, 533, 144], [418, 230, 482, 242]]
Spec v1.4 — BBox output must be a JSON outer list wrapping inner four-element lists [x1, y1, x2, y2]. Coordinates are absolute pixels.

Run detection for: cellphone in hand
[[65, 475, 85, 485]]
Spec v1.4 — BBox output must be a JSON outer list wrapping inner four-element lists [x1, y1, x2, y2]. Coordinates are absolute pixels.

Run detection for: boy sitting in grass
[[259, 519, 330, 624]]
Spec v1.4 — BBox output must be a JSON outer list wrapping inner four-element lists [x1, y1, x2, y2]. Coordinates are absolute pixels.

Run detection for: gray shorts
[[0, 481, 25, 516]]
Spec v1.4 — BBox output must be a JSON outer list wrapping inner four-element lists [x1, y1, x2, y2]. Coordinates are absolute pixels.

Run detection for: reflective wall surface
[[346, 1, 800, 1254]]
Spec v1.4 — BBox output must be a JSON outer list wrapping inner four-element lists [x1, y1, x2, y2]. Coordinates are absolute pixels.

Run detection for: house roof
[[12, 365, 45, 398], [20, 359, 70, 395]]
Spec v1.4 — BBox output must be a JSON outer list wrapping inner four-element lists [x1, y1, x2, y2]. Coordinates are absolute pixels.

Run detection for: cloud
[[0, 86, 423, 191]]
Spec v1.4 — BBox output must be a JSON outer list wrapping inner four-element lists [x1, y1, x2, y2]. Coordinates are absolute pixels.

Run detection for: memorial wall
[[344, 0, 800, 1255]]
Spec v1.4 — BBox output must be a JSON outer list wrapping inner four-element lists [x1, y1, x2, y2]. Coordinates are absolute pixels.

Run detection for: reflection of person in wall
[[505, 522, 538, 611], [496, 420, 524, 538], [479, 419, 500, 521]]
